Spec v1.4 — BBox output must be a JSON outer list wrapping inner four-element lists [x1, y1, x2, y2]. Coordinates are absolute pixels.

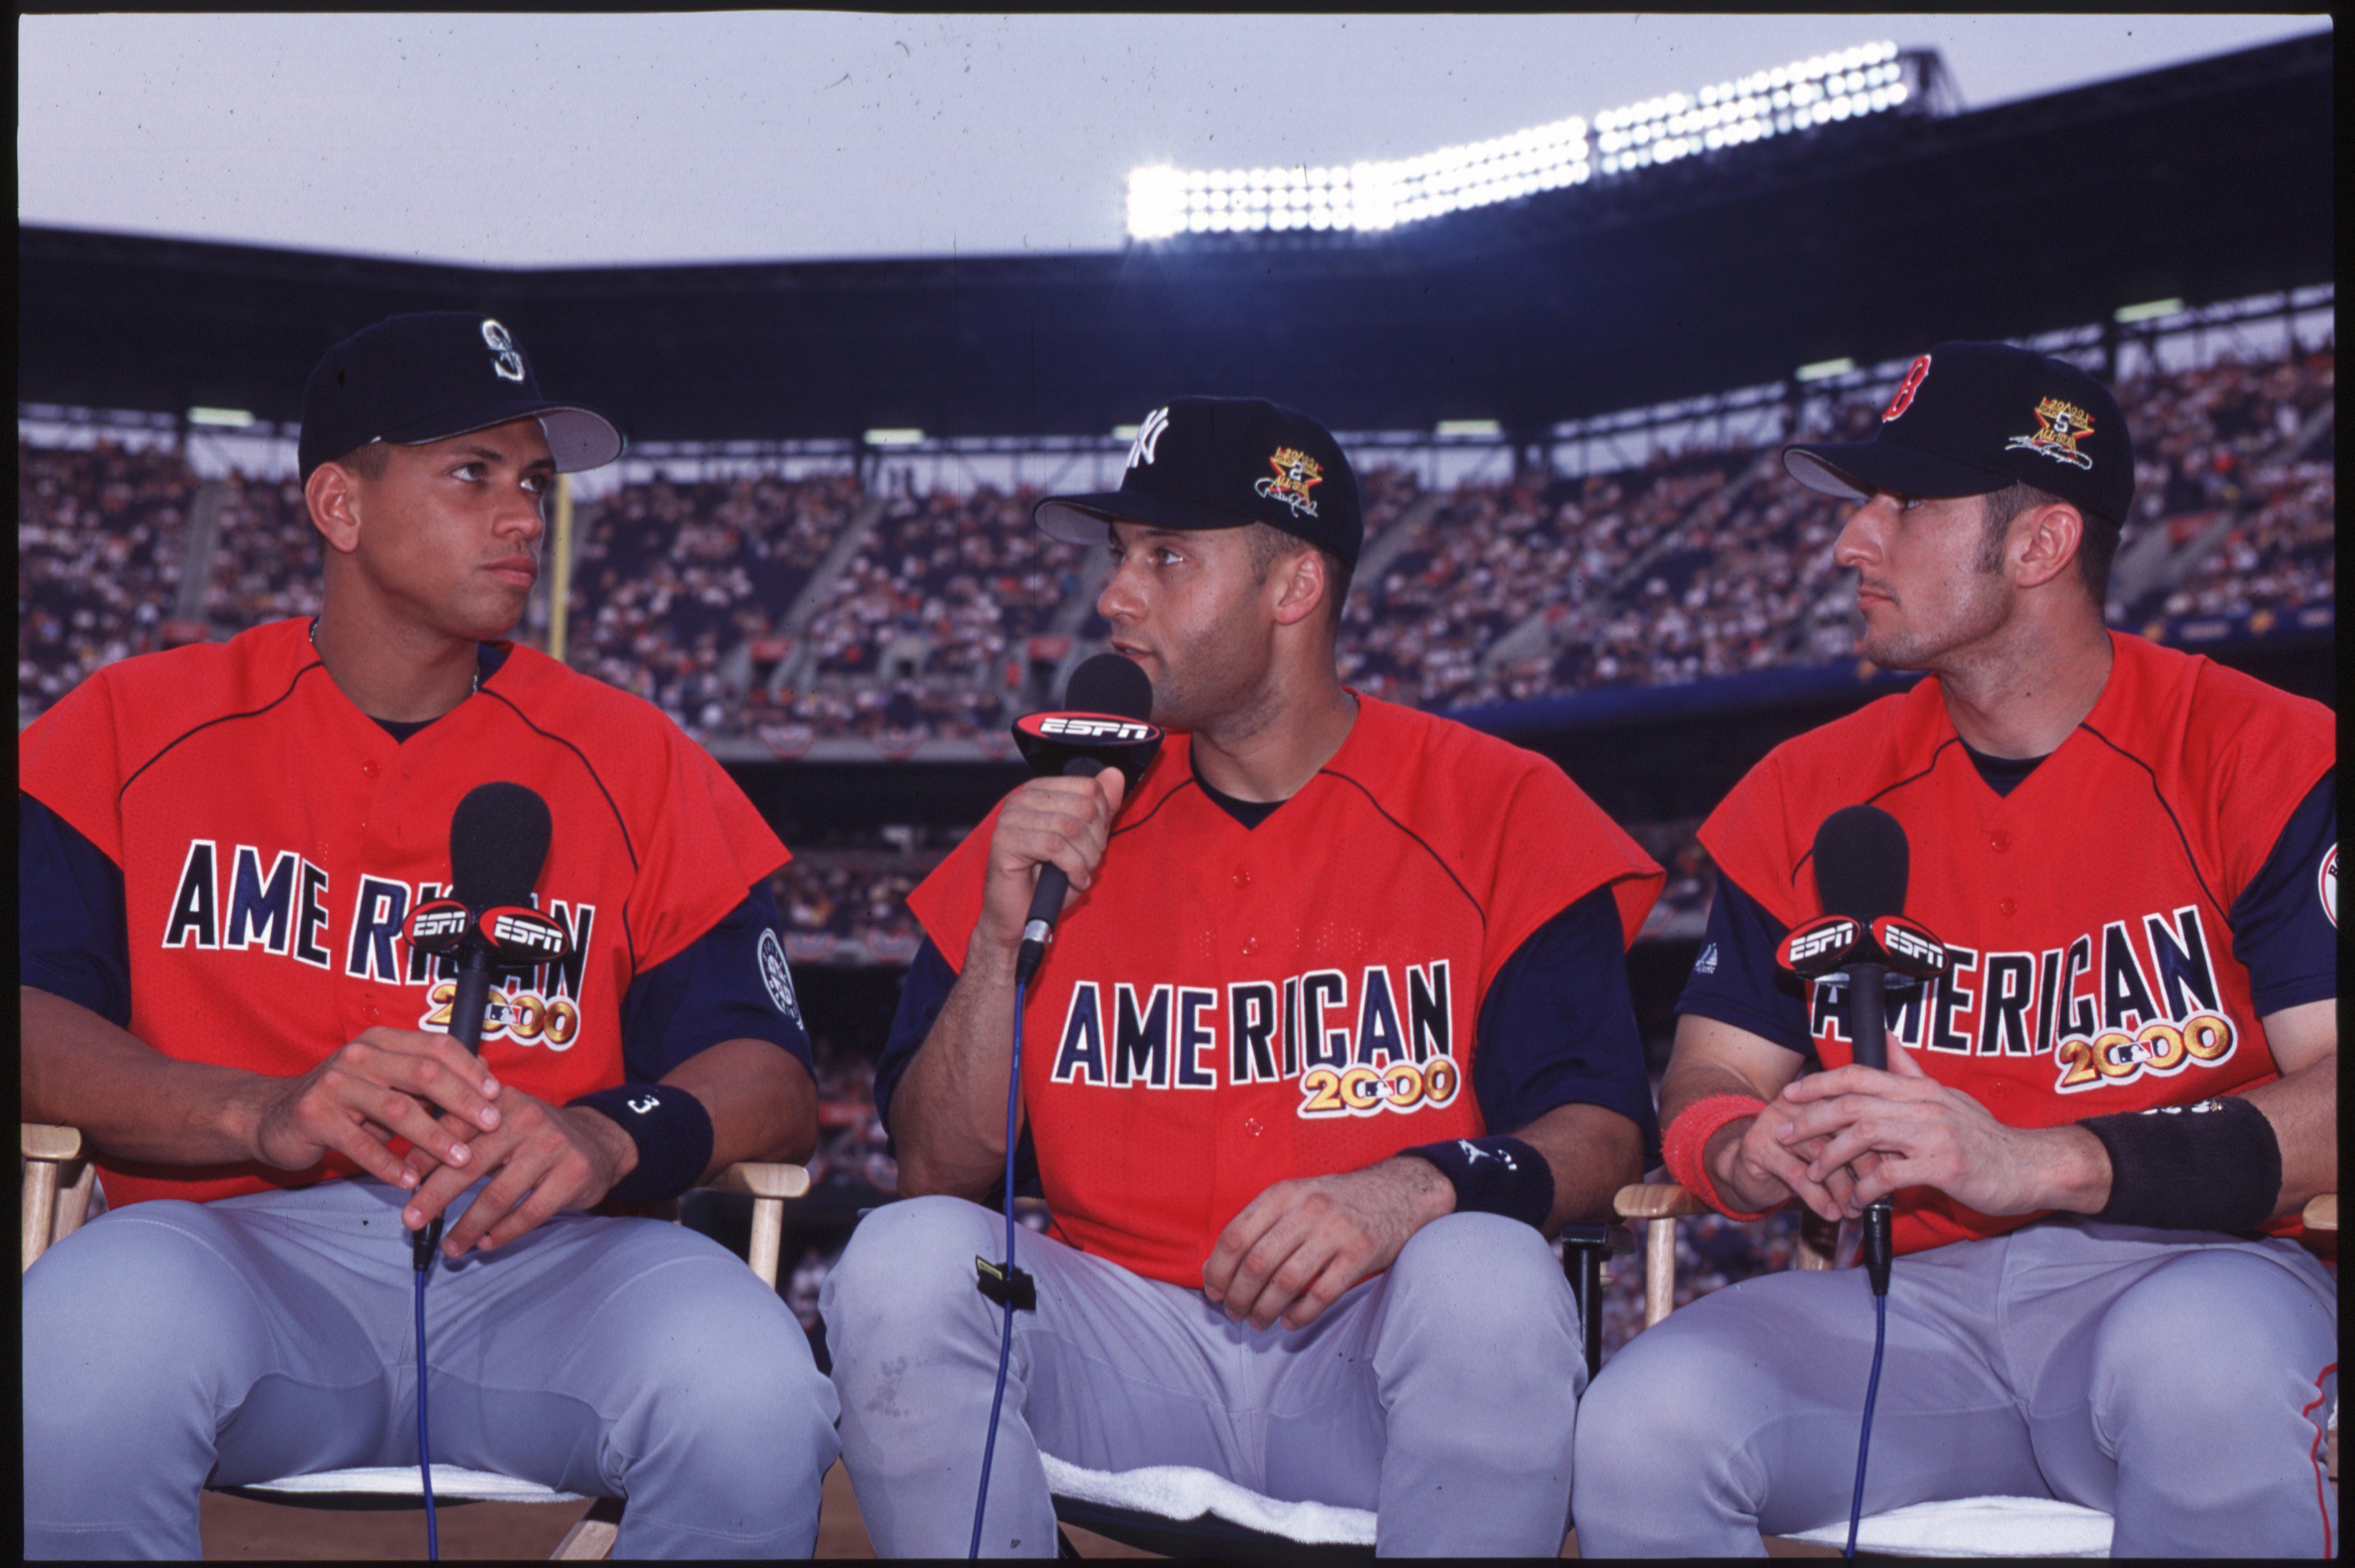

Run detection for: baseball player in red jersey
[[821, 398, 1664, 1555], [1573, 343, 2337, 1556], [20, 314, 840, 1557]]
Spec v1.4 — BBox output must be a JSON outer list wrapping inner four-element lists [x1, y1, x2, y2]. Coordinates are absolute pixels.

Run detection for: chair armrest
[[705, 1162, 812, 1290], [23, 1124, 82, 1162], [2303, 1194, 2336, 1234], [1614, 1182, 1710, 1220], [708, 1161, 812, 1201]]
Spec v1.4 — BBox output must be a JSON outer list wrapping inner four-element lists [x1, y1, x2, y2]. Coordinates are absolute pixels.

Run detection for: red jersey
[[1700, 632, 2335, 1254], [18, 618, 789, 1209], [908, 694, 1663, 1287]]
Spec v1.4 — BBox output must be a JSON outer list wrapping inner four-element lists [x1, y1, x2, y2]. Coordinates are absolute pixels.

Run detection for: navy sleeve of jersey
[[20, 793, 133, 1027], [1473, 885, 1661, 1164], [875, 936, 956, 1142], [618, 881, 815, 1083], [1673, 874, 1816, 1055], [2230, 771, 2337, 1015]]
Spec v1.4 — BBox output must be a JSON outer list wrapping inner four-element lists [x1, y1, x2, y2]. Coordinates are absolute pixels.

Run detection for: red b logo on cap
[[1882, 355, 1931, 422]]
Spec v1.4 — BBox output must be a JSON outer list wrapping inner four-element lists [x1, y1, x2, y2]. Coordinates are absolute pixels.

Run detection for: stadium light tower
[[1126, 40, 1938, 242]]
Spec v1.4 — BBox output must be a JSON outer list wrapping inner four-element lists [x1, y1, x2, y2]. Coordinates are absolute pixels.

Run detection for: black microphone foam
[[1812, 804, 1909, 922], [1064, 651, 1153, 721], [449, 782, 553, 909]]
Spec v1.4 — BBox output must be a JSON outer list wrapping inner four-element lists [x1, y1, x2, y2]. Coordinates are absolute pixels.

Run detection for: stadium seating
[[15, 338, 2335, 744]]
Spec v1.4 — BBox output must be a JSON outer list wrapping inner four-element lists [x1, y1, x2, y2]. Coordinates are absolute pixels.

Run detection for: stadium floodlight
[[1436, 419, 1503, 438], [1795, 357, 1858, 383], [1126, 165, 1189, 242], [1127, 39, 1917, 238], [2115, 298, 2187, 324], [863, 428, 926, 447], [1111, 424, 1141, 441], [187, 406, 255, 427]]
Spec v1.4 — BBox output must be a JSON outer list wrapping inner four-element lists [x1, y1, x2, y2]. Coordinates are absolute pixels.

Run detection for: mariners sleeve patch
[[758, 928, 802, 1025]]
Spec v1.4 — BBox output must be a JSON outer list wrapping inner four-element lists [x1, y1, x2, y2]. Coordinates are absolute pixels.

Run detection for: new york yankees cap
[[1783, 341, 2135, 525], [298, 312, 624, 482], [1035, 396, 1364, 567]]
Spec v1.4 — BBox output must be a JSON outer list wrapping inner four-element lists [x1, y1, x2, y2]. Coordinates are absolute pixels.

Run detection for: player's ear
[[2012, 501, 2084, 591], [305, 462, 365, 556], [1269, 546, 1327, 629]]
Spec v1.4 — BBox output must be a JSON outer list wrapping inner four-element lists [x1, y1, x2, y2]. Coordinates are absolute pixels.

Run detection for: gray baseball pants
[[22, 1176, 841, 1559], [820, 1195, 1584, 1557], [1571, 1216, 2338, 1557]]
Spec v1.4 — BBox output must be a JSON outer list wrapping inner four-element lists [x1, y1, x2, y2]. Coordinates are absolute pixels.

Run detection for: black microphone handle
[[447, 945, 498, 1057], [1013, 758, 1107, 985], [1849, 963, 1887, 1072], [1847, 960, 1895, 1296]]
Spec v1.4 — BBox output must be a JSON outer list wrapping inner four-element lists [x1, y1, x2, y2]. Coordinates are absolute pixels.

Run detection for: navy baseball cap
[[1036, 397, 1363, 567], [297, 312, 623, 482], [1783, 341, 2135, 525]]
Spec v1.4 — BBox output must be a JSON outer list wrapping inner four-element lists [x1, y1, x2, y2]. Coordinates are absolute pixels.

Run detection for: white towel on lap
[[1042, 1454, 1378, 1546], [240, 1466, 585, 1504], [1786, 1496, 2113, 1557]]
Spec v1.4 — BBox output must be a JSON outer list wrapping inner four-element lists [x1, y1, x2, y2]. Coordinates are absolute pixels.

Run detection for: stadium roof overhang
[[18, 33, 2330, 446]]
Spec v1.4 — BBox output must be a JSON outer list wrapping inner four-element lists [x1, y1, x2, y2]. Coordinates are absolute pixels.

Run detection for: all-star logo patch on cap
[[1782, 340, 2135, 525], [1035, 396, 1363, 567], [297, 312, 624, 482]]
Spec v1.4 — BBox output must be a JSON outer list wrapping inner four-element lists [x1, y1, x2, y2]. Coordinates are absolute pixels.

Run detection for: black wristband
[[567, 1084, 716, 1204], [1400, 1136, 1556, 1230], [2082, 1095, 2282, 1234]]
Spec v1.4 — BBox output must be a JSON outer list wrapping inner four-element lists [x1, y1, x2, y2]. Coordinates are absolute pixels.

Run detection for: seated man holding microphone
[[1572, 343, 2336, 1557], [823, 396, 1664, 1555], [21, 314, 839, 1558]]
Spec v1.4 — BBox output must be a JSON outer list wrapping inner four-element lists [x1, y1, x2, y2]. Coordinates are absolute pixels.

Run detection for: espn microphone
[[405, 782, 566, 1057], [1809, 804, 1911, 1297], [1007, 654, 1163, 985]]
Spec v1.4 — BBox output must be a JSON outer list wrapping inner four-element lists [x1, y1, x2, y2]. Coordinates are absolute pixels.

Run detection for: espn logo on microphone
[[482, 907, 572, 961], [1781, 916, 1860, 971], [1872, 915, 1950, 977], [1036, 715, 1155, 741]]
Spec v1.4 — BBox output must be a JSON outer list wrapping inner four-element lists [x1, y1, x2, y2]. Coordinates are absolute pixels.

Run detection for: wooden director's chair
[[1613, 1179, 2340, 1557], [22, 1122, 809, 1560]]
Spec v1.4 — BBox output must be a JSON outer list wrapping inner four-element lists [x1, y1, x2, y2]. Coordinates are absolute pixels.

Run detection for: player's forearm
[[20, 984, 274, 1166], [1513, 1101, 1647, 1232], [2244, 1049, 2335, 1216], [891, 933, 1024, 1199], [660, 1036, 822, 1174]]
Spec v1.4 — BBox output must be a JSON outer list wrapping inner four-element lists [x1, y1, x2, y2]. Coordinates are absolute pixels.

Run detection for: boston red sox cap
[[1036, 397, 1363, 567], [1783, 341, 2135, 525], [298, 312, 624, 482]]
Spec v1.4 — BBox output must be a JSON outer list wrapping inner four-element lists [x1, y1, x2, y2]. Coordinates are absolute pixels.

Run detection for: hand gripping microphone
[[1006, 654, 1162, 985], [1785, 804, 1952, 1559], [397, 781, 565, 1560]]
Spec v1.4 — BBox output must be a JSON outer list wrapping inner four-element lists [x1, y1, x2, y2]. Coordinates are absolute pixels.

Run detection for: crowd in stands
[[16, 441, 194, 711], [18, 341, 2335, 745]]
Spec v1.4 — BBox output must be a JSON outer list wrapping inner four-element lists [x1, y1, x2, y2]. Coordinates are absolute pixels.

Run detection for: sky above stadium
[[17, 13, 2328, 268]]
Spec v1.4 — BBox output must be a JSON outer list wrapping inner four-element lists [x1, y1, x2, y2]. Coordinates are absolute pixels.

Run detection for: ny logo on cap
[[481, 319, 527, 384], [1126, 407, 1171, 470]]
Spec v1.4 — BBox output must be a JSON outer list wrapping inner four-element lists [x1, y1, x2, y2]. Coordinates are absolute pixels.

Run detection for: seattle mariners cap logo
[[2005, 397, 2098, 472], [1255, 447, 1324, 519], [481, 319, 527, 383], [1126, 406, 1172, 470], [1882, 355, 1931, 422]]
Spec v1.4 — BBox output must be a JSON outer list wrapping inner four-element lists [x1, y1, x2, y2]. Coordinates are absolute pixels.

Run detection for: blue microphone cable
[[413, 1215, 446, 1560], [1844, 1287, 1888, 1558], [969, 980, 1030, 1559]]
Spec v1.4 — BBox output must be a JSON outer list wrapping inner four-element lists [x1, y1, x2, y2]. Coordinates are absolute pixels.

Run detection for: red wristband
[[1663, 1094, 1771, 1221]]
